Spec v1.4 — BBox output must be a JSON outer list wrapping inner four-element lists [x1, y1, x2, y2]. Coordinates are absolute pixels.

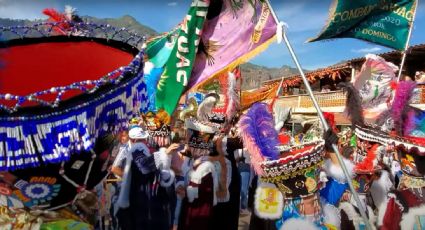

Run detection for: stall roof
[[262, 43, 425, 86], [262, 64, 351, 86]]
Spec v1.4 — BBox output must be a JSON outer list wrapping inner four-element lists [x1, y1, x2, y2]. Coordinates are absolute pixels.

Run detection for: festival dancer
[[115, 125, 179, 230], [176, 115, 221, 230], [377, 81, 425, 230], [331, 82, 396, 229], [204, 92, 243, 230], [239, 102, 340, 230]]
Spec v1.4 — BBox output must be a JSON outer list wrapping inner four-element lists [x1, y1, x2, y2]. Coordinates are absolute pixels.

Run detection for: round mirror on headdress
[[0, 134, 113, 210]]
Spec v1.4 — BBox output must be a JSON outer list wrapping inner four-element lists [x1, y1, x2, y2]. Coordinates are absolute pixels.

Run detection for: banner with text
[[155, 0, 209, 115], [188, 0, 277, 88], [308, 0, 417, 50]]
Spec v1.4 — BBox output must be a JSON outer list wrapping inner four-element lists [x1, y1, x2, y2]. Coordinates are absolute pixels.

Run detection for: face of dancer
[[120, 132, 129, 144]]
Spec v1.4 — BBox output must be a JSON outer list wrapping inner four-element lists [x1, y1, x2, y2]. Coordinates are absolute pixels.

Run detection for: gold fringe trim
[[192, 35, 277, 90], [241, 82, 280, 109], [260, 162, 324, 183]]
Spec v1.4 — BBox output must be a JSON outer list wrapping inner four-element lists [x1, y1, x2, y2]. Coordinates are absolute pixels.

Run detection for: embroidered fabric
[[320, 178, 348, 206], [132, 149, 155, 175], [399, 174, 425, 189], [186, 161, 218, 205]]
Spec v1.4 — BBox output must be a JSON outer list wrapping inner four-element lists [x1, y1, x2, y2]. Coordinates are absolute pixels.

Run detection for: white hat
[[185, 118, 219, 134], [128, 126, 149, 140]]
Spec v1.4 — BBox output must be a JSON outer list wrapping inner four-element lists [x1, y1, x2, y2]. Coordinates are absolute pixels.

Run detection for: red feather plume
[[43, 8, 66, 22], [42, 8, 69, 35]]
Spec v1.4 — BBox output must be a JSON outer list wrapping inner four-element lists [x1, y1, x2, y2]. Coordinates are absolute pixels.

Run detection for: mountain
[[83, 15, 158, 37], [240, 63, 302, 90]]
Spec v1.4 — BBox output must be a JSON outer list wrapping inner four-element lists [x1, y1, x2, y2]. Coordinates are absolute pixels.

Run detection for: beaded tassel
[[0, 62, 145, 172]]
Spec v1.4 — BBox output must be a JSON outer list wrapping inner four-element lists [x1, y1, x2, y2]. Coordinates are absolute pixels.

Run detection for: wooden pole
[[397, 0, 418, 81]]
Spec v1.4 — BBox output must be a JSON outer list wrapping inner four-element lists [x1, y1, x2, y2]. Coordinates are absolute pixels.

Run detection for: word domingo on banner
[[309, 0, 417, 50]]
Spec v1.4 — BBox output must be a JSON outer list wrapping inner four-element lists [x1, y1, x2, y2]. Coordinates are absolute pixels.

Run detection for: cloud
[[351, 47, 382, 53], [167, 2, 177, 7]]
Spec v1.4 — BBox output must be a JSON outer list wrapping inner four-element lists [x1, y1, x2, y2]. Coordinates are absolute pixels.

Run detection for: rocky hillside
[[240, 63, 302, 90], [83, 15, 157, 37]]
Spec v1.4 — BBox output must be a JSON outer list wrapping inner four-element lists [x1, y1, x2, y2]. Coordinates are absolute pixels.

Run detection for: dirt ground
[[238, 212, 251, 230]]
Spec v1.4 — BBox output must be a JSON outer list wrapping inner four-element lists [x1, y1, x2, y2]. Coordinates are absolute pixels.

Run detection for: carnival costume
[[239, 103, 338, 230], [0, 6, 148, 228], [376, 81, 425, 230], [204, 72, 244, 230], [177, 94, 221, 230]]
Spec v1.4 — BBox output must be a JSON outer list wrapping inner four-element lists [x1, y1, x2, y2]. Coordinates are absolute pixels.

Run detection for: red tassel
[[390, 80, 398, 90], [381, 197, 402, 230], [323, 112, 338, 132]]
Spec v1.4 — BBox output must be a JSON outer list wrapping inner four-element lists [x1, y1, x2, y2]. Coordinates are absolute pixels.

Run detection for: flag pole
[[275, 77, 285, 97], [397, 1, 418, 81], [264, 0, 372, 229]]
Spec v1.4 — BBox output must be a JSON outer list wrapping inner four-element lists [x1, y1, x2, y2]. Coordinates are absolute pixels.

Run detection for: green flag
[[155, 0, 210, 115], [308, 0, 417, 50]]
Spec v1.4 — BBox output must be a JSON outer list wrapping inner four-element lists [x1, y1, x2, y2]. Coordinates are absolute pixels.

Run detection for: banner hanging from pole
[[308, 0, 417, 50], [188, 0, 277, 89], [154, 0, 210, 115]]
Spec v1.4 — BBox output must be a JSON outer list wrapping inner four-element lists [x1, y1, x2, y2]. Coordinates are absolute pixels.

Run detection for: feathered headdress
[[238, 103, 280, 174], [197, 93, 219, 122], [225, 71, 240, 121], [205, 70, 241, 128], [64, 5, 77, 21], [391, 81, 417, 136], [338, 82, 365, 128], [179, 97, 198, 121], [42, 5, 79, 35], [352, 54, 398, 121], [43, 8, 66, 22]]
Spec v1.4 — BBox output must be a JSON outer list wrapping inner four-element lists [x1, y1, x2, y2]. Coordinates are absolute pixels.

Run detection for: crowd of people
[[104, 94, 247, 230], [99, 74, 425, 230]]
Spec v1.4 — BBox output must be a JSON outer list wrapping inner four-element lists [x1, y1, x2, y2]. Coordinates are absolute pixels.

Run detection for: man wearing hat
[[111, 125, 149, 178]]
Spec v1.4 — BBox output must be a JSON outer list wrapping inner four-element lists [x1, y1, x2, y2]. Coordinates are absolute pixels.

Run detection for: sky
[[1, 0, 424, 70]]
